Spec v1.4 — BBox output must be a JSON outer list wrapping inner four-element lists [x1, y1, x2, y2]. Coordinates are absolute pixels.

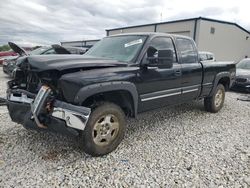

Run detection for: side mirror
[[146, 48, 174, 69], [158, 49, 174, 68]]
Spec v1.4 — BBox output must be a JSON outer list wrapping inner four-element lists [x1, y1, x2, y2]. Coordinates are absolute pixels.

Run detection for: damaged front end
[[7, 64, 91, 136]]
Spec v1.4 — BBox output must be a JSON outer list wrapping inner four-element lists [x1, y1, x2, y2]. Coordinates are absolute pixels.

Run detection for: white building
[[106, 17, 250, 61]]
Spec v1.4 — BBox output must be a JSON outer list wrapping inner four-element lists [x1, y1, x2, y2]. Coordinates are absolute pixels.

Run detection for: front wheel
[[204, 84, 225, 113], [80, 102, 126, 156]]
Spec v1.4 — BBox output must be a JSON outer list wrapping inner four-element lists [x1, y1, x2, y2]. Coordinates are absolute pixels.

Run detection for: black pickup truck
[[7, 33, 236, 156]]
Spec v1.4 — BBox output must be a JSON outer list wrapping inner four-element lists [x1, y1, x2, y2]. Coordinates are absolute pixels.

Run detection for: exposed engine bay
[[7, 59, 92, 135]]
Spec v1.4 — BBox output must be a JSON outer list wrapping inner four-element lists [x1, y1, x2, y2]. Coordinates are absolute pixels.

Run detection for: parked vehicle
[[3, 43, 87, 77], [28, 45, 87, 55], [0, 45, 32, 63], [231, 58, 250, 93], [0, 50, 17, 64], [0, 49, 17, 65], [2, 56, 19, 75], [62, 46, 88, 55], [0, 55, 18, 66], [199, 51, 215, 62], [6, 33, 236, 156], [0, 50, 17, 57]]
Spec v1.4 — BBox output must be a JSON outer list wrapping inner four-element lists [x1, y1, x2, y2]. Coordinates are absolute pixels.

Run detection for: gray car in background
[[231, 58, 250, 93], [3, 43, 88, 77]]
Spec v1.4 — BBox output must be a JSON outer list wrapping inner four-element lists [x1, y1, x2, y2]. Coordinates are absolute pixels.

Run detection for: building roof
[[106, 17, 250, 35]]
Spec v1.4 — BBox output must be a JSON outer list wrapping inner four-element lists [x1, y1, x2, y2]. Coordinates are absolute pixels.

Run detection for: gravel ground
[[0, 67, 249, 187]]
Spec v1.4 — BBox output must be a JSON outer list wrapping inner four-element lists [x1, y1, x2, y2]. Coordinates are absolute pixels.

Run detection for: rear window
[[176, 38, 198, 63], [30, 46, 50, 55]]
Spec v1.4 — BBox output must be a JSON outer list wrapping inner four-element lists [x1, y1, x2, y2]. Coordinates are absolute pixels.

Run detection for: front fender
[[74, 81, 139, 115]]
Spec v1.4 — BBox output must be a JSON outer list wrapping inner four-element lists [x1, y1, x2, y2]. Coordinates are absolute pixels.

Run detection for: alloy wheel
[[92, 114, 120, 146]]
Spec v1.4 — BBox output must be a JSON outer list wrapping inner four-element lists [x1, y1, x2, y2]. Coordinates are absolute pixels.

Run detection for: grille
[[26, 73, 41, 93], [236, 78, 247, 83]]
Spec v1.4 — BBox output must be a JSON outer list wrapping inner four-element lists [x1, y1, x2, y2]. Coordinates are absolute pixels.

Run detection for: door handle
[[175, 70, 182, 76]]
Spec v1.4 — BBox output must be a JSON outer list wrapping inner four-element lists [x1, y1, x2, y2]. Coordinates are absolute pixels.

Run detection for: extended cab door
[[175, 37, 202, 101], [137, 36, 182, 112]]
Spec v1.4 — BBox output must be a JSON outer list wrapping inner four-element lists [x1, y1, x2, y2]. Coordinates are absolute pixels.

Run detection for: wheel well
[[82, 90, 135, 117], [218, 77, 230, 90]]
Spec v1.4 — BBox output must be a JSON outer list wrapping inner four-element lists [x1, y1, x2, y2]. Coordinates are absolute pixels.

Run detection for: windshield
[[30, 46, 51, 55], [236, 59, 250, 69], [85, 35, 147, 62]]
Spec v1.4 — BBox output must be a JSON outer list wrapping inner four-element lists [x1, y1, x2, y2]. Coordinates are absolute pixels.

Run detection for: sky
[[0, 0, 249, 46]]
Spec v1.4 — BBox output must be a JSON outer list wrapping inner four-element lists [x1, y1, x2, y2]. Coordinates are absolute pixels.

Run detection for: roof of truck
[[106, 32, 192, 40]]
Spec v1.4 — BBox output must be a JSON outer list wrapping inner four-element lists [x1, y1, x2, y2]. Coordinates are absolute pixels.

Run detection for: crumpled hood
[[18, 55, 128, 71]]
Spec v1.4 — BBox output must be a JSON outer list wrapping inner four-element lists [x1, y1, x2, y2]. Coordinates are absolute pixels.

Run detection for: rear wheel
[[80, 102, 126, 156], [204, 84, 225, 113]]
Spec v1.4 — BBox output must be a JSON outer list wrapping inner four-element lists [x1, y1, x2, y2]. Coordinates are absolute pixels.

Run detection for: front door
[[137, 36, 182, 112]]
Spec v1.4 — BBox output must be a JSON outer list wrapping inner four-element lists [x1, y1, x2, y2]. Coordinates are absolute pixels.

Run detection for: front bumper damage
[[7, 86, 91, 136]]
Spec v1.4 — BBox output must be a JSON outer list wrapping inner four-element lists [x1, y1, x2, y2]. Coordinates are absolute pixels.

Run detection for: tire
[[80, 102, 126, 156], [204, 84, 225, 113]]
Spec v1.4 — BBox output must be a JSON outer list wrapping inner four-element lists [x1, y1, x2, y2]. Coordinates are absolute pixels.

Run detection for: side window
[[67, 49, 76, 54], [43, 48, 56, 55], [149, 37, 177, 62], [176, 38, 198, 63]]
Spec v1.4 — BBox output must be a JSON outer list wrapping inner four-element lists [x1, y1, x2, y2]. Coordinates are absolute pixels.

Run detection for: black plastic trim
[[209, 72, 231, 96], [74, 81, 139, 116]]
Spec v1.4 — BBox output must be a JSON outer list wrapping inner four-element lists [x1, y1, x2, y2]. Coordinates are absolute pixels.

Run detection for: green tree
[[0, 44, 11, 52]]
